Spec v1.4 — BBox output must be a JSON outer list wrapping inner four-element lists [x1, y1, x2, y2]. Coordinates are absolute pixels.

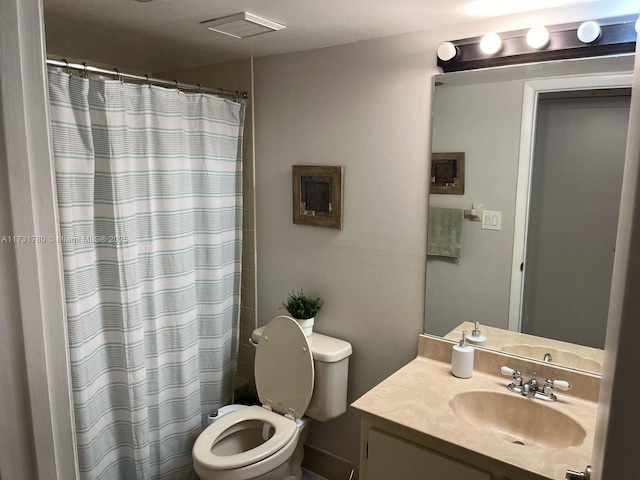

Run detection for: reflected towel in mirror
[[427, 207, 463, 258]]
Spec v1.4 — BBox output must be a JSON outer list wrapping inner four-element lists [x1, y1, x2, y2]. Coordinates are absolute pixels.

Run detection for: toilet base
[[240, 422, 308, 480], [287, 423, 307, 480]]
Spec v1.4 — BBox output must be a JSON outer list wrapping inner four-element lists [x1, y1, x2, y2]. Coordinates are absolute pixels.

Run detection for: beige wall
[[155, 60, 259, 396]]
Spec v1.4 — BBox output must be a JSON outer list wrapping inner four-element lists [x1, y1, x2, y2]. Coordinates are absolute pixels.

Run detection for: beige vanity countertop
[[445, 321, 604, 373], [351, 355, 597, 480]]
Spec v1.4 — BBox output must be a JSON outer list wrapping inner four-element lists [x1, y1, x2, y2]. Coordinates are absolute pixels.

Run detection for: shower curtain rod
[[46, 58, 249, 99]]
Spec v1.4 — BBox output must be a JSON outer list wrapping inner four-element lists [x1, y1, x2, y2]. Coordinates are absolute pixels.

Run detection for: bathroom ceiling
[[43, 0, 637, 72]]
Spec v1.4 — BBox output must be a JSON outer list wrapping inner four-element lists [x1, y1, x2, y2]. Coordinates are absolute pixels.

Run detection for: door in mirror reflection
[[521, 90, 630, 350]]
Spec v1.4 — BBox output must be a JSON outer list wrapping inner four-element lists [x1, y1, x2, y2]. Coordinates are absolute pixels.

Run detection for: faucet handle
[[499, 366, 522, 385], [543, 378, 573, 395], [549, 379, 572, 391], [499, 365, 520, 377]]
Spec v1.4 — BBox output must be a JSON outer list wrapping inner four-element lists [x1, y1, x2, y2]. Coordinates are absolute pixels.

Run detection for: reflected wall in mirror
[[425, 55, 635, 375]]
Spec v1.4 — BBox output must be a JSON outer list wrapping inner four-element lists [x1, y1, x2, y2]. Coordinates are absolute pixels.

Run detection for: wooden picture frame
[[292, 165, 344, 229], [431, 152, 465, 195]]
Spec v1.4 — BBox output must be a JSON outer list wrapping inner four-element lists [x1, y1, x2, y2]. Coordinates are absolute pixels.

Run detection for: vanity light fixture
[[480, 32, 502, 55], [526, 26, 550, 49], [437, 42, 459, 62], [577, 21, 602, 43], [437, 15, 637, 73]]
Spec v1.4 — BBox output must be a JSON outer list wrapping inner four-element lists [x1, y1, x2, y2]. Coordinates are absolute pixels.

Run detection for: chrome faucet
[[543, 352, 553, 362], [521, 371, 540, 398], [499, 366, 572, 402]]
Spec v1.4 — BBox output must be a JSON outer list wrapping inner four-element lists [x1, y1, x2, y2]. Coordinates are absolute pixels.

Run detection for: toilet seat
[[193, 405, 298, 470], [193, 317, 315, 474]]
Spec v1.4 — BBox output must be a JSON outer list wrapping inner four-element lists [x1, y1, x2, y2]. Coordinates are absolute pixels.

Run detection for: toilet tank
[[251, 327, 352, 422]]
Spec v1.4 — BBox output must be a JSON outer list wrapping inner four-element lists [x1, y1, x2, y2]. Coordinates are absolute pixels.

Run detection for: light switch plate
[[482, 210, 502, 231]]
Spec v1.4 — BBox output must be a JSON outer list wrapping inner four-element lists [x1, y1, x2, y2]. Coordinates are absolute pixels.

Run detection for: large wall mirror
[[424, 54, 635, 375]]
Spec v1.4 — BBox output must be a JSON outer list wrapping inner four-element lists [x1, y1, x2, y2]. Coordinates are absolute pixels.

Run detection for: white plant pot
[[294, 317, 314, 337]]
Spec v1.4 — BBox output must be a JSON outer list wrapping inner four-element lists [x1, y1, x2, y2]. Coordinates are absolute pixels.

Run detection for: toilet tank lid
[[252, 326, 352, 363]]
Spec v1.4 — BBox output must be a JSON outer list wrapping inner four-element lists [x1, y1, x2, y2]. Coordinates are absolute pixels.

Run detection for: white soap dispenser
[[451, 331, 474, 379], [467, 321, 487, 346]]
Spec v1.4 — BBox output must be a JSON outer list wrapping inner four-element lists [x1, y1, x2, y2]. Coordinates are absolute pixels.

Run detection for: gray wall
[[253, 33, 432, 462], [426, 80, 524, 336], [1, 0, 77, 477], [522, 96, 630, 349]]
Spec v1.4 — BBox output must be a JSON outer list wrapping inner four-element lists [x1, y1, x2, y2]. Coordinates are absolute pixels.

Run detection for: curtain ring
[[175, 79, 182, 92], [197, 83, 203, 94], [114, 68, 123, 83], [62, 58, 71, 76], [145, 74, 151, 87], [219, 87, 225, 96], [81, 62, 88, 79]]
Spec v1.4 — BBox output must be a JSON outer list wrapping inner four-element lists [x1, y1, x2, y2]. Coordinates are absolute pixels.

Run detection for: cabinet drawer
[[367, 429, 491, 480]]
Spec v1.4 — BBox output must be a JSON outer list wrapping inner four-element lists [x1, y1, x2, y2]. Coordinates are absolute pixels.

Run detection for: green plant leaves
[[281, 289, 323, 320]]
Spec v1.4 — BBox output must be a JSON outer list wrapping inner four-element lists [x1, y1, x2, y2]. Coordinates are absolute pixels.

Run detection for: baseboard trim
[[302, 444, 359, 480]]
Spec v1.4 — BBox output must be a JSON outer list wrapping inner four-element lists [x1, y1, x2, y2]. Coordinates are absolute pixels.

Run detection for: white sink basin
[[450, 391, 586, 449]]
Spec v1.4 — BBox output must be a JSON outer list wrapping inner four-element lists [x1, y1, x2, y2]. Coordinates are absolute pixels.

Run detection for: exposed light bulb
[[526, 26, 550, 49], [577, 21, 601, 43], [437, 42, 458, 62], [480, 32, 502, 55]]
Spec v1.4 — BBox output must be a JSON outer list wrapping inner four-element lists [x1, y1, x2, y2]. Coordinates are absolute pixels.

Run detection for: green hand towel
[[427, 207, 463, 258]]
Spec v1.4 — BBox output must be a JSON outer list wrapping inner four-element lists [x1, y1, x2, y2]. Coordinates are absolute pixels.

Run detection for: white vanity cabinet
[[356, 408, 553, 480], [367, 428, 491, 480]]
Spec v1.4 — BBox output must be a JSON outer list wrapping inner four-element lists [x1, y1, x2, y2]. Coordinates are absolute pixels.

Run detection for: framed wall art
[[431, 152, 465, 195], [292, 165, 344, 229]]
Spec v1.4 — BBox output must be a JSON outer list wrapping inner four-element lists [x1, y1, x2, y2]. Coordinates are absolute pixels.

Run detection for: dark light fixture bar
[[437, 15, 637, 73]]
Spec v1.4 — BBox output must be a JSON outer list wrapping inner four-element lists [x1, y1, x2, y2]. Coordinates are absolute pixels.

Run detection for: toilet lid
[[255, 316, 314, 419]]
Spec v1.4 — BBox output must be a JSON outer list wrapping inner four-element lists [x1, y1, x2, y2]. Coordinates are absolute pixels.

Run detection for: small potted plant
[[281, 289, 324, 336]]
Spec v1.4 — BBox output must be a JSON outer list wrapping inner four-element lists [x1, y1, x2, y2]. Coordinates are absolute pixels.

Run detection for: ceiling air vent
[[202, 12, 286, 39]]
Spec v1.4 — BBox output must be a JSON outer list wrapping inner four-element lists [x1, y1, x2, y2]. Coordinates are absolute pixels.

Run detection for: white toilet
[[193, 315, 353, 480]]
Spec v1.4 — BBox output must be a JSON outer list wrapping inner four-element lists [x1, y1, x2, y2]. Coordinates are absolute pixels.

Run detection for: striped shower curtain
[[48, 70, 245, 479]]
